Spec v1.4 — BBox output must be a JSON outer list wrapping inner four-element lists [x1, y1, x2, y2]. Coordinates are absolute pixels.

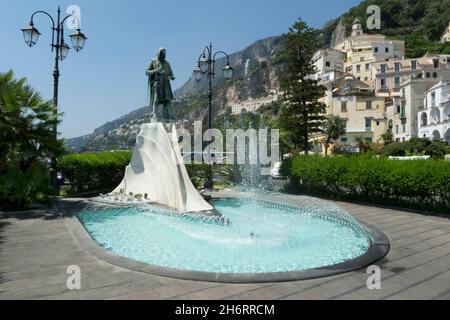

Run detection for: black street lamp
[[193, 43, 233, 189], [21, 7, 87, 191], [193, 43, 233, 130]]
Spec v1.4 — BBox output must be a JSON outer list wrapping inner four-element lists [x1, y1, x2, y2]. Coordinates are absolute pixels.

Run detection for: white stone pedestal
[[113, 123, 213, 212]]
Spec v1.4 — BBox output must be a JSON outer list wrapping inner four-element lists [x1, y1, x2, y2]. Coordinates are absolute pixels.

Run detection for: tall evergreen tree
[[279, 19, 327, 155]]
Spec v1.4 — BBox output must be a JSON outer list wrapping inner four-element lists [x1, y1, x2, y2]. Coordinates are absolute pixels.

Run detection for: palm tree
[[324, 115, 346, 155], [0, 70, 64, 209], [0, 70, 63, 168]]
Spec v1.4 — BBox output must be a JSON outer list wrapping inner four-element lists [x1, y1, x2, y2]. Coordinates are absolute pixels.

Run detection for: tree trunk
[[303, 108, 309, 155]]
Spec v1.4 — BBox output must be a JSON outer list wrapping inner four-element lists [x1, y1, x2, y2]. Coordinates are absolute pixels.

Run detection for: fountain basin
[[63, 194, 389, 283]]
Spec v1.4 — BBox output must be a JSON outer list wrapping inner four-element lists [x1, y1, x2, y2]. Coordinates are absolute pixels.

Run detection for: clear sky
[[0, 0, 361, 138]]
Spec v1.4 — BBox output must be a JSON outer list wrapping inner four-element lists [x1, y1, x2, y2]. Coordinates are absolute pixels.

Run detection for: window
[[325, 61, 331, 67], [433, 59, 439, 68], [374, 47, 379, 53], [360, 57, 365, 62], [431, 92, 436, 107], [341, 137, 348, 143], [401, 106, 406, 118], [366, 101, 372, 109], [365, 63, 370, 71], [403, 124, 406, 133], [426, 72, 431, 78], [365, 118, 372, 131], [356, 65, 361, 73], [381, 64, 387, 74], [433, 72, 438, 78], [341, 101, 348, 112], [385, 47, 389, 53], [394, 77, 400, 87], [365, 137, 373, 143], [396, 125, 399, 134], [377, 121, 380, 126], [395, 63, 400, 72], [411, 60, 417, 70], [365, 77, 369, 81]]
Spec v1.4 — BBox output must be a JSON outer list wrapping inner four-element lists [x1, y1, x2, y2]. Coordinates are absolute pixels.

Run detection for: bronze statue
[[146, 48, 175, 121]]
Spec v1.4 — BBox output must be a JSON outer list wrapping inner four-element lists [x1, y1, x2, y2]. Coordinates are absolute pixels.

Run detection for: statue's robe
[[147, 50, 174, 107]]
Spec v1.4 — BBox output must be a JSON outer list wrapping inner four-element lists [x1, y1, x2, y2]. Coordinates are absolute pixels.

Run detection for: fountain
[[63, 49, 389, 283], [111, 122, 214, 213]]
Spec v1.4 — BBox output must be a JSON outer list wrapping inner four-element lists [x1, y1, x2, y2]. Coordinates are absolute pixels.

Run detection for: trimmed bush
[[284, 155, 450, 213], [58, 151, 216, 194], [58, 152, 132, 194], [381, 138, 449, 159]]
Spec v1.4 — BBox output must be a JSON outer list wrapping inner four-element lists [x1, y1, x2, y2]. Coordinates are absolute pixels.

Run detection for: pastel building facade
[[372, 54, 450, 97], [333, 19, 405, 84], [418, 81, 450, 143], [331, 76, 388, 145]]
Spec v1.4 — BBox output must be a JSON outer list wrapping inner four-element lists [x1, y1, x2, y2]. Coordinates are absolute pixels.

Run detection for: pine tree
[[279, 19, 327, 155]]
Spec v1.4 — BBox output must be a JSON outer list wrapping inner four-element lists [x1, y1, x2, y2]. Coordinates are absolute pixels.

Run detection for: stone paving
[[0, 197, 449, 300]]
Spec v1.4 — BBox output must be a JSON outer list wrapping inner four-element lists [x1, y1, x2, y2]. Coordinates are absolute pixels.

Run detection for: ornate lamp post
[[193, 43, 233, 189], [21, 7, 87, 190]]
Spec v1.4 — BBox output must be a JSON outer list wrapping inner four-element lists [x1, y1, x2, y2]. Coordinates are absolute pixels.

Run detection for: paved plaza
[[1, 196, 449, 300]]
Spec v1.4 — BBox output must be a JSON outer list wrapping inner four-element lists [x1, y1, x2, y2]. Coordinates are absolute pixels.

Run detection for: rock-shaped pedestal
[[113, 123, 213, 213]]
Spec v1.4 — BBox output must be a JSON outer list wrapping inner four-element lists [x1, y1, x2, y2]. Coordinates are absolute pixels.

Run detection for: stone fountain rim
[[60, 196, 390, 284]]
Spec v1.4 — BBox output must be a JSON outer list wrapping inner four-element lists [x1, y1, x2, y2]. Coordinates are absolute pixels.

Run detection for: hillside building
[[372, 54, 450, 97], [333, 19, 405, 85], [330, 75, 388, 146], [418, 81, 450, 143]]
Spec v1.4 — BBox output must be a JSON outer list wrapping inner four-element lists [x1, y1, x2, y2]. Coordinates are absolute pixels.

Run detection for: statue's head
[[157, 48, 166, 62]]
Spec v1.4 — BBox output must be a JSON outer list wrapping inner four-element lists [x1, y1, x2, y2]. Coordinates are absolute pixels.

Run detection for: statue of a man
[[146, 48, 175, 122]]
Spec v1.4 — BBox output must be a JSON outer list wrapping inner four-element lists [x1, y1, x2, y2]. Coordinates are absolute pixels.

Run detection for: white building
[[418, 81, 450, 143], [312, 49, 345, 82]]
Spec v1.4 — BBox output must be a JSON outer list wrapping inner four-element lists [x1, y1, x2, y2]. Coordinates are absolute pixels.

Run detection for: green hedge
[[283, 155, 450, 213], [58, 152, 132, 194], [58, 151, 215, 194]]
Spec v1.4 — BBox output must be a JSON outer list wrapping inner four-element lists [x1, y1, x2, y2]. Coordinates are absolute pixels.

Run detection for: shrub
[[381, 138, 449, 159], [58, 151, 216, 194], [185, 164, 212, 189], [284, 155, 450, 213], [0, 164, 51, 210], [58, 152, 132, 194]]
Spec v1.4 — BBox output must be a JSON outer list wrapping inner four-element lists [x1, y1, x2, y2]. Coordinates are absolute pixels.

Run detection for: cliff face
[[330, 19, 347, 48], [174, 36, 284, 100]]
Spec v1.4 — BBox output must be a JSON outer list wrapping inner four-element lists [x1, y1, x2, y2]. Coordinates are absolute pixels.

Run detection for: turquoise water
[[77, 198, 372, 274]]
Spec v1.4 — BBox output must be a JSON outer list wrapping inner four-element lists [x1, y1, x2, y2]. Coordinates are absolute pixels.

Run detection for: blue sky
[[0, 0, 361, 138]]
